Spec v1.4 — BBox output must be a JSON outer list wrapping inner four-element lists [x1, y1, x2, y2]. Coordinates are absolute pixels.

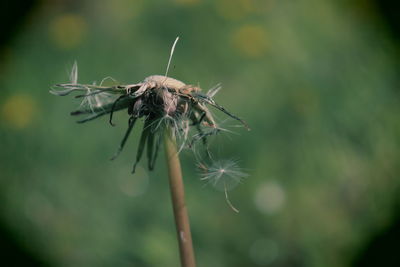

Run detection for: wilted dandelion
[[51, 41, 249, 175], [51, 37, 249, 267]]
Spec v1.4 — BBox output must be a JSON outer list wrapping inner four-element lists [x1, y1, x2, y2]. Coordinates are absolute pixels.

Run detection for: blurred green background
[[1, 0, 400, 266]]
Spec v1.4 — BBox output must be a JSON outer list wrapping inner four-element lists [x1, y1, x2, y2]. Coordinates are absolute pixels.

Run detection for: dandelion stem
[[164, 126, 196, 267]]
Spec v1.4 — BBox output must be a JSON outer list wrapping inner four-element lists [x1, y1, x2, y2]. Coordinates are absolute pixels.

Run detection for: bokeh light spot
[[117, 166, 149, 197], [102, 0, 144, 21], [232, 24, 268, 58], [49, 14, 87, 50], [25, 193, 55, 227], [175, 0, 201, 6], [215, 0, 254, 20], [254, 181, 286, 214], [249, 238, 280, 265], [290, 88, 320, 116], [1, 94, 37, 129]]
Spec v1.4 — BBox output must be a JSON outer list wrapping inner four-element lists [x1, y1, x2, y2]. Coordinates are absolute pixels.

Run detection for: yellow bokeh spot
[[49, 14, 87, 50], [103, 0, 144, 21], [232, 25, 268, 58], [290, 89, 320, 116], [215, 0, 254, 20], [1, 94, 37, 129], [174, 0, 200, 6]]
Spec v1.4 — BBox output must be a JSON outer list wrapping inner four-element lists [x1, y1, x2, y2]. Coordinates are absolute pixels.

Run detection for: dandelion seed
[[99, 76, 118, 86], [199, 159, 248, 212], [165, 36, 179, 77], [70, 61, 78, 84], [206, 84, 222, 98], [199, 159, 247, 189]]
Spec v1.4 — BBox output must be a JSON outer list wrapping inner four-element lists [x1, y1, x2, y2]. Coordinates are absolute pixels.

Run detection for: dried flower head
[[51, 38, 249, 210]]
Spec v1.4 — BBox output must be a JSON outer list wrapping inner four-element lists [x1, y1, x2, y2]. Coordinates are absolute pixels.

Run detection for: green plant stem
[[164, 127, 196, 267]]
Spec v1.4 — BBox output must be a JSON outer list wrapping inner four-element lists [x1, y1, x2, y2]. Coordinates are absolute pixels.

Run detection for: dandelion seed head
[[52, 38, 249, 182]]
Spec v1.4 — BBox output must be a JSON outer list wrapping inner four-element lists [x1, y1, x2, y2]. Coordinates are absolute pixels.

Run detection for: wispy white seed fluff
[[199, 159, 248, 213], [200, 159, 248, 190]]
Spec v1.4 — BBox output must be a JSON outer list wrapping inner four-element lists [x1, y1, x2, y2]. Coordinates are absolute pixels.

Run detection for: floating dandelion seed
[[198, 159, 248, 212], [199, 159, 248, 189]]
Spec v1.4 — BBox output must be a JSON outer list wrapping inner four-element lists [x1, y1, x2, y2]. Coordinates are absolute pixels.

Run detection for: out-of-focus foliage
[[0, 0, 399, 266]]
